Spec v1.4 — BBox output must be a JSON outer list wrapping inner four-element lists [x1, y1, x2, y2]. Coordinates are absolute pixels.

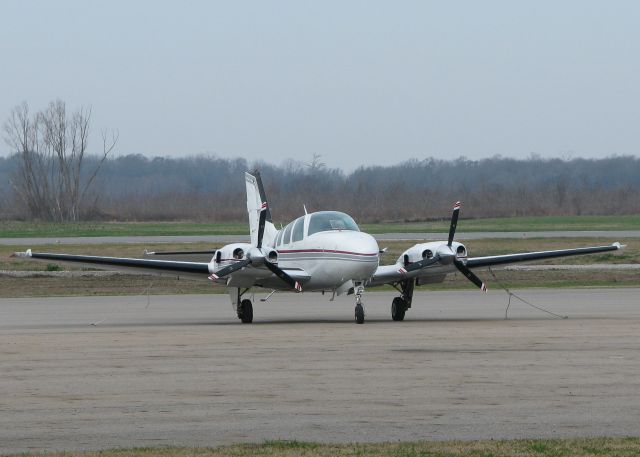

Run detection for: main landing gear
[[354, 284, 365, 324], [391, 279, 414, 322], [231, 288, 253, 323], [238, 299, 253, 323], [391, 297, 407, 321]]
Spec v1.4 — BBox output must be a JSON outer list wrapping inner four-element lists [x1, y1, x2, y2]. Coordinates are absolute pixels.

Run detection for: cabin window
[[308, 211, 359, 236], [291, 217, 305, 242], [282, 222, 294, 245], [275, 230, 283, 246]]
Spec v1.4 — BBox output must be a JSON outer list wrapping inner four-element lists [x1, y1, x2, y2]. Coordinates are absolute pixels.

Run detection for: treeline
[[1, 154, 640, 222]]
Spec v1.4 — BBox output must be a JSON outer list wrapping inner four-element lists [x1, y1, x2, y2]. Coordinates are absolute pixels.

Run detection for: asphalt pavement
[[2, 288, 640, 453]]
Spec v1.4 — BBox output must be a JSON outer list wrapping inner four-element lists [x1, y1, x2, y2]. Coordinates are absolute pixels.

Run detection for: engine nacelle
[[212, 243, 280, 267], [264, 248, 278, 264], [398, 241, 468, 266], [212, 243, 253, 267]]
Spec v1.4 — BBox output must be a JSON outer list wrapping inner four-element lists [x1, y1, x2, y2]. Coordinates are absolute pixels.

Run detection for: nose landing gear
[[354, 284, 365, 324]]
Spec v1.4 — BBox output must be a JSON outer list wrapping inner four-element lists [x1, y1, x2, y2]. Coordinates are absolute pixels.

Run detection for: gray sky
[[1, 0, 639, 170]]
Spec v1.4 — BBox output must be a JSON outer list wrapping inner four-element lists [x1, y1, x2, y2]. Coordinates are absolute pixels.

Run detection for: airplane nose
[[336, 231, 379, 256], [360, 232, 380, 256], [333, 231, 380, 274]]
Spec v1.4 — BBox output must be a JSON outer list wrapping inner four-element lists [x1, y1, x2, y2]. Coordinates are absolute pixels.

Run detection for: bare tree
[[3, 102, 53, 219], [3, 100, 117, 221], [305, 153, 326, 172]]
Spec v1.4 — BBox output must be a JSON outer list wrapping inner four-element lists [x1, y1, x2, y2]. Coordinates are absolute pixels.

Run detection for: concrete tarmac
[[2, 289, 640, 453]]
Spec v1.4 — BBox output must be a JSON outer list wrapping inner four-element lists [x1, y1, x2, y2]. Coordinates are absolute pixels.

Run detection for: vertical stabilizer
[[245, 171, 277, 246]]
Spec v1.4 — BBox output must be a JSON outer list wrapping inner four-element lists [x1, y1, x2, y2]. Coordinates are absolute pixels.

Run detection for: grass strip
[[4, 437, 640, 457], [2, 215, 640, 238], [1, 270, 639, 298]]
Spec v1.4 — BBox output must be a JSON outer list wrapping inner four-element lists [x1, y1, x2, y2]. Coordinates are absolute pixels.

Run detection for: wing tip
[[613, 242, 626, 250], [11, 249, 32, 258]]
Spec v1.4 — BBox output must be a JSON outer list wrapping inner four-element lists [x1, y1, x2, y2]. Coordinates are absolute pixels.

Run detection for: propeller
[[256, 203, 267, 249], [402, 201, 487, 292], [402, 200, 461, 274], [264, 261, 302, 292], [448, 201, 460, 247], [208, 258, 251, 280], [446, 201, 487, 292], [453, 259, 487, 291], [210, 202, 302, 292]]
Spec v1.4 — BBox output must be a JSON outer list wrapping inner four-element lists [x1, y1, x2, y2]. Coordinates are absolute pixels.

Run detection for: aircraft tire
[[354, 303, 365, 324], [239, 299, 253, 323], [391, 297, 406, 321]]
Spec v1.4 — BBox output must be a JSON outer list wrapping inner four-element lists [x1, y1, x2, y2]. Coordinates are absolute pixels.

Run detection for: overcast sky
[[1, 1, 639, 170]]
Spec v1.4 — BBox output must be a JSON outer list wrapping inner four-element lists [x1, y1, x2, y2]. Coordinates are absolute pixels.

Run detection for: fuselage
[[272, 211, 380, 290]]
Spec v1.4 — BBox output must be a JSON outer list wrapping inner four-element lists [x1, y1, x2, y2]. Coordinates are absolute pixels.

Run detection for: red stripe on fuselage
[[277, 249, 378, 256]]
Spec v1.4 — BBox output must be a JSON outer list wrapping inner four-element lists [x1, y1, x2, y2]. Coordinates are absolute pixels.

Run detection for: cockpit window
[[291, 216, 305, 242], [308, 211, 359, 236], [282, 222, 294, 245]]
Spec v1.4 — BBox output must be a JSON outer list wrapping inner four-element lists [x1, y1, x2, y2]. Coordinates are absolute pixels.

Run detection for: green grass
[[0, 221, 247, 238], [361, 215, 640, 234], [1, 215, 640, 238], [4, 438, 640, 457]]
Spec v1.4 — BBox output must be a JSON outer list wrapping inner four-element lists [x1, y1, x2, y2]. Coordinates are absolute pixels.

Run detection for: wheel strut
[[354, 284, 365, 324]]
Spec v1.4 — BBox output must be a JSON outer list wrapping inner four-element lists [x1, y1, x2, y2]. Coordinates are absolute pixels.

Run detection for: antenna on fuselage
[[303, 204, 308, 215]]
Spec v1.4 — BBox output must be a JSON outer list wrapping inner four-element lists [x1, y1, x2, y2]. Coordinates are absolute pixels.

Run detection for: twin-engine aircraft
[[14, 172, 624, 324]]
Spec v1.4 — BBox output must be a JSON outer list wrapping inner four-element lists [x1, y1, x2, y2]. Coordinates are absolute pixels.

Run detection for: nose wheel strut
[[354, 284, 365, 324]]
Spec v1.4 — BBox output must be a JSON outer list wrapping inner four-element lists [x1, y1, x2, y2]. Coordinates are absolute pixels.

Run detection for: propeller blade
[[404, 255, 441, 273], [256, 203, 268, 249], [208, 258, 252, 280], [264, 261, 302, 292], [447, 201, 461, 247], [454, 259, 487, 292]]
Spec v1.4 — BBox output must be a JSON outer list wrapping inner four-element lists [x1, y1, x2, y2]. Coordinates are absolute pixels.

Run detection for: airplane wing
[[369, 242, 624, 287], [12, 249, 311, 289], [12, 250, 212, 280], [143, 249, 217, 262], [371, 201, 626, 290], [465, 242, 624, 268]]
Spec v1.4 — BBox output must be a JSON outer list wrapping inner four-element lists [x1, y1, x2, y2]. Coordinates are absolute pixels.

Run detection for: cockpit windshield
[[308, 211, 359, 236]]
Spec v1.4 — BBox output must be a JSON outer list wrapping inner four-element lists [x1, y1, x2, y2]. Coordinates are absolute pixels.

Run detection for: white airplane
[[13, 171, 625, 324]]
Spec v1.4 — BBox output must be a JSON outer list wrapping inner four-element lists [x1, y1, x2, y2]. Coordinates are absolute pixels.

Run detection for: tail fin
[[245, 171, 277, 246]]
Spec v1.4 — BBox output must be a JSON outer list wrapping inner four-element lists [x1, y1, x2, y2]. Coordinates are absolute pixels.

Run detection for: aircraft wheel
[[354, 303, 365, 324], [239, 299, 253, 324], [391, 297, 406, 321]]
